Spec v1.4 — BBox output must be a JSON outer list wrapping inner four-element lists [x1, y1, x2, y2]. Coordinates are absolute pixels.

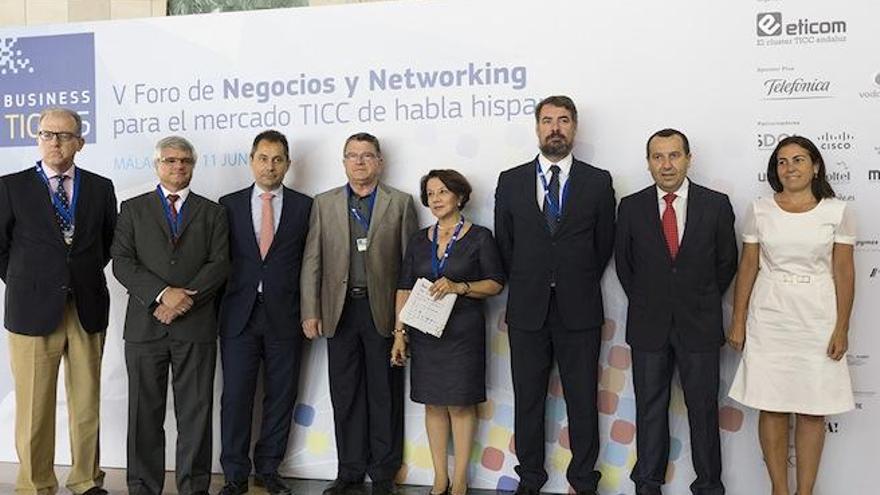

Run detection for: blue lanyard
[[35, 162, 80, 227], [348, 185, 377, 232], [431, 216, 465, 279], [156, 186, 184, 238], [536, 161, 570, 221]]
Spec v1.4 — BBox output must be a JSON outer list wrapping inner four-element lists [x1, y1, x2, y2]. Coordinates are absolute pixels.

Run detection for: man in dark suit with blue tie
[[0, 107, 116, 495], [615, 129, 737, 495], [217, 130, 312, 495], [494, 96, 616, 495]]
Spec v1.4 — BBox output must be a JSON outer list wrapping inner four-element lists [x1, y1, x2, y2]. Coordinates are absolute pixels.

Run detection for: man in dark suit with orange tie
[[112, 135, 229, 495], [217, 130, 312, 495], [615, 129, 737, 495], [494, 95, 616, 495], [0, 107, 116, 495]]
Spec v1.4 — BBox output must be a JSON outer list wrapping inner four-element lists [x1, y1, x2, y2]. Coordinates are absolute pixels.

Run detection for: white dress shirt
[[656, 178, 689, 244], [536, 153, 573, 210]]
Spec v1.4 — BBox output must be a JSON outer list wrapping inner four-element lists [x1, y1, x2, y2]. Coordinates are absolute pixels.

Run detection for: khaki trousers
[[7, 301, 105, 495]]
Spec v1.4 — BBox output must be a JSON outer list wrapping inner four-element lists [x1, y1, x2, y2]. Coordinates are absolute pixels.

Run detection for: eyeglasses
[[38, 130, 80, 142], [158, 157, 195, 166], [344, 152, 379, 162]]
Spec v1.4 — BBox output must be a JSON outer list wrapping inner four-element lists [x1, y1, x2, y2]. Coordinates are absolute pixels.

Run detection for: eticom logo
[[756, 12, 847, 46], [757, 12, 783, 36], [0, 33, 96, 147]]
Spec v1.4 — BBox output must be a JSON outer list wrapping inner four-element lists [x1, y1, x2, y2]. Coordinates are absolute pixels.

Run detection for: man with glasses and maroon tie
[[112, 135, 229, 495], [0, 107, 116, 495], [216, 130, 312, 495], [615, 128, 737, 495]]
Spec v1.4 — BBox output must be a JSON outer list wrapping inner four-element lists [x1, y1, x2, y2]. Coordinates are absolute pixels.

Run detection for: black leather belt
[[348, 287, 368, 299]]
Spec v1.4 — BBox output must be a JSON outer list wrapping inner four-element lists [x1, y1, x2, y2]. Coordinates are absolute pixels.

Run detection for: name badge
[[356, 237, 368, 252]]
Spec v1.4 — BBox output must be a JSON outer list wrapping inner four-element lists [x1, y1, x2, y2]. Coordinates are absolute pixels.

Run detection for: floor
[[0, 463, 501, 495]]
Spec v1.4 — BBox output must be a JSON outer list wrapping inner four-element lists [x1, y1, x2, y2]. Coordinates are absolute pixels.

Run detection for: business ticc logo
[[756, 12, 847, 46], [0, 33, 96, 147]]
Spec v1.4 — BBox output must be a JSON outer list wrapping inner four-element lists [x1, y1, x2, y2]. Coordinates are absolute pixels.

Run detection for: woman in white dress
[[728, 136, 855, 495]]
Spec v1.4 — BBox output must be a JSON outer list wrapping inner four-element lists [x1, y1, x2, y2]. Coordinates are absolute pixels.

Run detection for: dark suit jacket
[[494, 157, 616, 331], [615, 182, 737, 352], [0, 165, 117, 335], [218, 185, 312, 340], [111, 189, 229, 343]]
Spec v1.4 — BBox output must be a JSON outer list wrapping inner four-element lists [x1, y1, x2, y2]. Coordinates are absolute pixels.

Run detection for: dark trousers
[[125, 337, 216, 495], [630, 328, 724, 495], [220, 300, 304, 481], [508, 292, 601, 492], [327, 296, 403, 483]]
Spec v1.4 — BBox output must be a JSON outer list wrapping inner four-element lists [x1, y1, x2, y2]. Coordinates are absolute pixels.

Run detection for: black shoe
[[81, 488, 108, 495], [219, 479, 249, 495], [513, 486, 539, 495], [371, 480, 398, 495], [255, 473, 292, 495], [323, 479, 364, 495], [635, 485, 662, 495], [429, 478, 450, 495]]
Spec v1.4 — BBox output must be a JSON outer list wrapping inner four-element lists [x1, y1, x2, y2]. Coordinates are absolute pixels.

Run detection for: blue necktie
[[544, 165, 561, 234]]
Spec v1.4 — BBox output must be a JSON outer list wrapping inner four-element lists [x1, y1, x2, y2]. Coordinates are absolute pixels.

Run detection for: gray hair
[[39, 108, 83, 136], [153, 135, 198, 164]]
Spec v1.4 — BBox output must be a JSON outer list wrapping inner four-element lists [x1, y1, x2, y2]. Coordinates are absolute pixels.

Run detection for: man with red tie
[[217, 130, 312, 495], [615, 129, 737, 495], [112, 135, 229, 495]]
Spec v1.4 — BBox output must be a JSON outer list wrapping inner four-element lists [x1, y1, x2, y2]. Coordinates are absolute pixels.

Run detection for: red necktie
[[259, 192, 274, 259], [167, 194, 180, 243], [662, 192, 679, 259]]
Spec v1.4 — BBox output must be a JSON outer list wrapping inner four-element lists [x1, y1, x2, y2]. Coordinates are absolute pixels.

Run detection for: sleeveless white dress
[[728, 197, 855, 415]]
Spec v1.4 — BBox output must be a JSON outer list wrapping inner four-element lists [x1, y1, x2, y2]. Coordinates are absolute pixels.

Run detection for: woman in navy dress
[[392, 169, 504, 495]]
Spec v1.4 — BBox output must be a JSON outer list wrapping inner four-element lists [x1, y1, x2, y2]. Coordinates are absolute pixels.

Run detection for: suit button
[[170, 260, 177, 265], [60, 285, 68, 291], [671, 267, 677, 274]]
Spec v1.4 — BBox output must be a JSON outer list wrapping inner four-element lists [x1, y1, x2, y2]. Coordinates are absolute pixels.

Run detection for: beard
[[539, 135, 573, 158]]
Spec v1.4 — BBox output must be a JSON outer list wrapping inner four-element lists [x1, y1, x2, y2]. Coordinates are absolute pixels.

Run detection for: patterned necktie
[[52, 175, 72, 235], [259, 192, 274, 259], [544, 164, 561, 234], [662, 192, 679, 259], [167, 194, 180, 242]]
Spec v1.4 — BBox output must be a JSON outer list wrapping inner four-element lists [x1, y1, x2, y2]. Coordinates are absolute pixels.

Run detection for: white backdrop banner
[[1, 0, 878, 493]]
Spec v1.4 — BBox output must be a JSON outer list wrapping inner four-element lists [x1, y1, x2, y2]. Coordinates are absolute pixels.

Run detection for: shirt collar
[[159, 184, 191, 202], [252, 183, 283, 200], [41, 162, 75, 180], [537, 153, 573, 177], [656, 177, 690, 201]]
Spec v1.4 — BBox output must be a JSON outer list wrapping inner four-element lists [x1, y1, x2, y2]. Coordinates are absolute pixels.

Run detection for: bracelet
[[393, 327, 407, 336], [462, 281, 471, 295]]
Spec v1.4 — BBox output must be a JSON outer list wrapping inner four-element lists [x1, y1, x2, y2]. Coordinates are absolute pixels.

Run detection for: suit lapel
[[263, 186, 292, 260], [149, 190, 174, 243], [678, 183, 704, 259], [642, 187, 674, 263], [244, 186, 262, 259], [331, 185, 351, 248], [367, 183, 390, 242], [522, 160, 546, 228], [70, 171, 89, 248], [177, 193, 201, 241], [556, 161, 581, 233], [28, 170, 67, 247]]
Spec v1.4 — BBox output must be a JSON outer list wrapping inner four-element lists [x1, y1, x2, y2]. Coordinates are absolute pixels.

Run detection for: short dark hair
[[419, 169, 472, 209], [646, 128, 690, 158], [344, 132, 381, 156], [534, 95, 578, 124], [766, 135, 835, 199], [250, 130, 290, 161]]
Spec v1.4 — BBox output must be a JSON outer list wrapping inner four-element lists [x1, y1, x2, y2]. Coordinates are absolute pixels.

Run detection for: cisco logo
[[816, 131, 854, 151]]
